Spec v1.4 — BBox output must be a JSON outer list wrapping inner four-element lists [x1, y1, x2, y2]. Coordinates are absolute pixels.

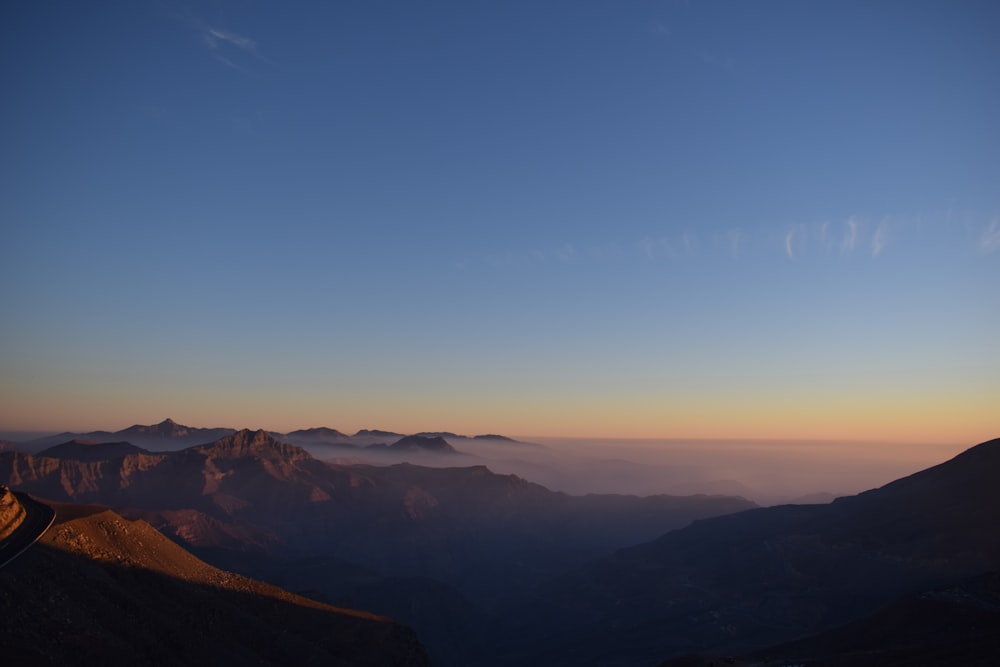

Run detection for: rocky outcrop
[[0, 485, 26, 541]]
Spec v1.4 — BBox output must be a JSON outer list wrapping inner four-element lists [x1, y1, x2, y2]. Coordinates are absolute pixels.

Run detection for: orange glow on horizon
[[1, 380, 995, 447]]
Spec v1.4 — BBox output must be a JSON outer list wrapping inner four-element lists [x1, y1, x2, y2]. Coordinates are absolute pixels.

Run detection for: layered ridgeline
[[19, 418, 238, 453], [509, 437, 1000, 666], [4, 429, 999, 664], [16, 418, 535, 455], [0, 501, 430, 667], [0, 429, 753, 592], [0, 428, 754, 666]]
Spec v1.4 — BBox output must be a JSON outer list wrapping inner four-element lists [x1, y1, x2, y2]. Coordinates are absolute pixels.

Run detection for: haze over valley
[[3, 418, 968, 505], [3, 420, 999, 665]]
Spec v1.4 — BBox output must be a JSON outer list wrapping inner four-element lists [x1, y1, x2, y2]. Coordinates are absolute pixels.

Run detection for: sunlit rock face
[[0, 503, 432, 667], [0, 485, 26, 541]]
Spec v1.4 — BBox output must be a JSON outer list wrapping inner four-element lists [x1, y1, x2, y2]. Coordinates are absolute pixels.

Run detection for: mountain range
[[2, 421, 998, 665], [16, 418, 533, 455], [0, 426, 754, 665]]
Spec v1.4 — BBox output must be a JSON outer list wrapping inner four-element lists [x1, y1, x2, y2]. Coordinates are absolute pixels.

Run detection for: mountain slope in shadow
[[0, 500, 430, 667], [515, 437, 1000, 665]]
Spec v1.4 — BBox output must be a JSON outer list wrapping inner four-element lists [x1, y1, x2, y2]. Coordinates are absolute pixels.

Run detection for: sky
[[1, 1, 998, 444]]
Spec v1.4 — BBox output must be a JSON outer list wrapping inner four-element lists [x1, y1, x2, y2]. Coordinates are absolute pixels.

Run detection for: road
[[0, 492, 56, 570]]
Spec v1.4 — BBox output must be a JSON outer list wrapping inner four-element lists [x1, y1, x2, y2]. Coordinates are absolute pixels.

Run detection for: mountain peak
[[197, 429, 312, 460], [389, 435, 457, 453], [119, 418, 190, 437], [354, 429, 404, 438]]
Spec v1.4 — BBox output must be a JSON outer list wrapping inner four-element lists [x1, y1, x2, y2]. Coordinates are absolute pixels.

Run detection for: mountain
[[280, 427, 353, 447], [0, 500, 430, 666], [286, 427, 349, 439], [23, 418, 237, 453], [0, 429, 755, 665], [472, 433, 524, 443], [37, 439, 149, 462], [659, 570, 1000, 666], [746, 570, 1000, 666], [0, 485, 26, 540], [353, 428, 403, 438], [512, 437, 1000, 665], [0, 430, 753, 594], [415, 431, 465, 439], [386, 434, 458, 453]]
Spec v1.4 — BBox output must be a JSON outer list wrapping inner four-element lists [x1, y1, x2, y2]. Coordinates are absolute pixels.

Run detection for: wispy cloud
[[842, 216, 859, 254], [979, 219, 1000, 254], [872, 219, 889, 256], [784, 224, 810, 259], [719, 229, 742, 258], [205, 28, 257, 52], [465, 210, 997, 271], [187, 16, 269, 69]]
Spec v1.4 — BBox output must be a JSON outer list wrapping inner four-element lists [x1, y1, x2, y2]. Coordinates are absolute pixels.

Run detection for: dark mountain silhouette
[[286, 427, 349, 439], [0, 500, 430, 666], [511, 437, 1000, 665], [353, 428, 403, 438], [38, 439, 149, 462], [472, 433, 527, 443], [23, 418, 236, 453], [659, 570, 1000, 666], [386, 434, 458, 453], [275, 428, 362, 457], [748, 569, 1000, 666]]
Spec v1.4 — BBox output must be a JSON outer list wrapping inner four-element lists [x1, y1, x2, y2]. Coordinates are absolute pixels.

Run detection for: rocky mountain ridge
[[0, 501, 431, 666]]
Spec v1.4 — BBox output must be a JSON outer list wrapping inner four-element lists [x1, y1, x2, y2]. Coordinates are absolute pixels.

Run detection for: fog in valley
[[315, 434, 967, 505]]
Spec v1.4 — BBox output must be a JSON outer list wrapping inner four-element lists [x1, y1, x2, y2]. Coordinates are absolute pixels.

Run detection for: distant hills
[[0, 427, 753, 666], [0, 429, 753, 594], [20, 418, 238, 453], [37, 439, 148, 462], [15, 418, 535, 454]]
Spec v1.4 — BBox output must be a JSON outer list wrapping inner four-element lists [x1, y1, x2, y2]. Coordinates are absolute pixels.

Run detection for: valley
[[2, 422, 998, 665]]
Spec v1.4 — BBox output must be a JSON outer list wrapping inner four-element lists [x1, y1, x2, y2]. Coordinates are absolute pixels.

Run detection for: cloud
[[206, 28, 257, 52], [980, 219, 1000, 254], [784, 224, 807, 259], [186, 16, 269, 69], [842, 216, 859, 254], [872, 220, 889, 256]]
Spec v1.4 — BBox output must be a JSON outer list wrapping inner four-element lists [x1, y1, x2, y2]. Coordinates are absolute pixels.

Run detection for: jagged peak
[[196, 429, 313, 460]]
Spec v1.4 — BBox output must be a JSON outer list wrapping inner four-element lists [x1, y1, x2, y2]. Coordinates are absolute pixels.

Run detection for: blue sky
[[1, 1, 998, 441]]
